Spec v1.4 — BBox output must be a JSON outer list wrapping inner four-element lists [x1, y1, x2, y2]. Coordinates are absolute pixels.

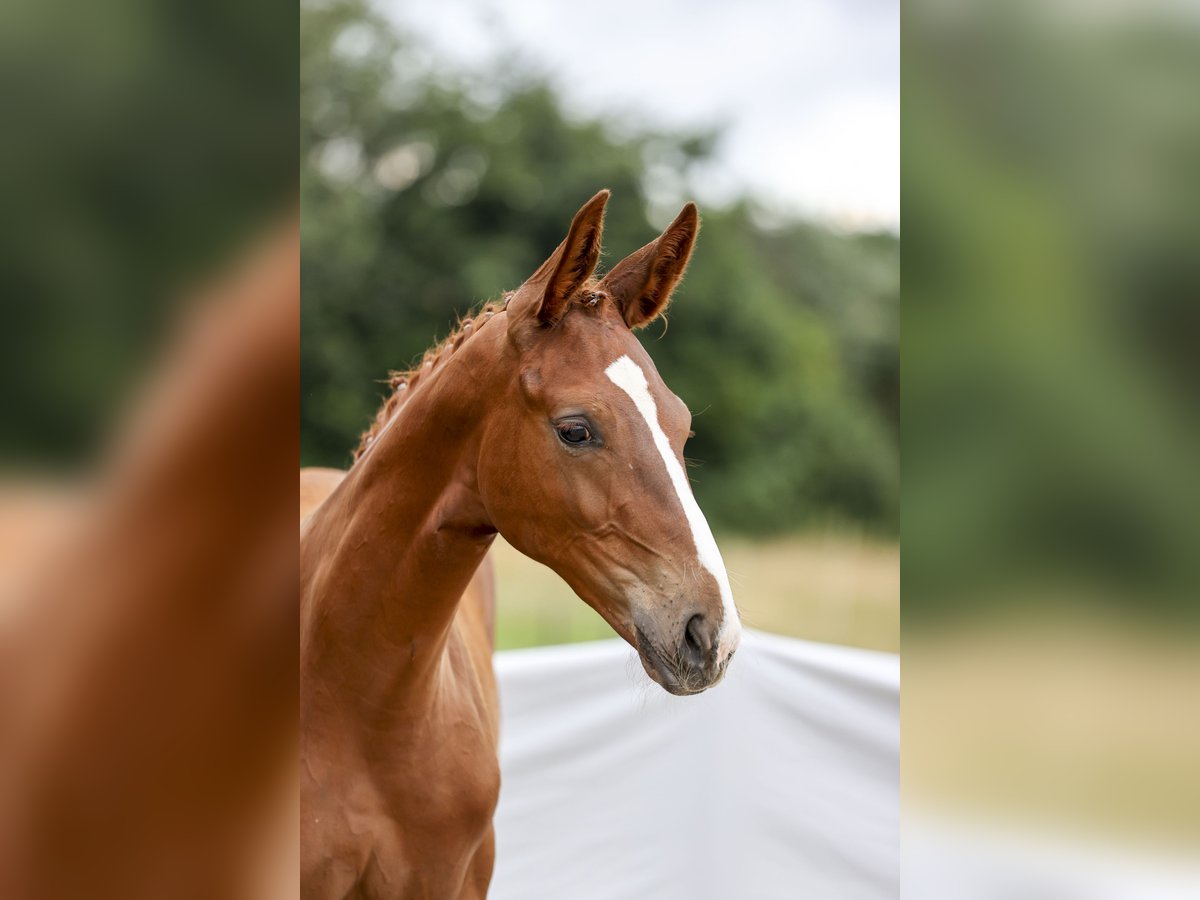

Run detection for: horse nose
[[681, 613, 717, 670]]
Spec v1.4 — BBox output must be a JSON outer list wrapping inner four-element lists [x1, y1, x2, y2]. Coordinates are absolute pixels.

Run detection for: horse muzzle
[[634, 615, 735, 696]]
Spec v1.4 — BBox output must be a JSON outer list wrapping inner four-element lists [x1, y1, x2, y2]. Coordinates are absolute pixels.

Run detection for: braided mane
[[353, 296, 511, 462]]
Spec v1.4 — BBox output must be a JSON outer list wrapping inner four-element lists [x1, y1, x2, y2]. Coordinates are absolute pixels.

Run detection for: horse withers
[[299, 190, 742, 898]]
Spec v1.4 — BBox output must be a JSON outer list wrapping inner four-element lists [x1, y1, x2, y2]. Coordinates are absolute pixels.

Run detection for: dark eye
[[556, 421, 593, 445]]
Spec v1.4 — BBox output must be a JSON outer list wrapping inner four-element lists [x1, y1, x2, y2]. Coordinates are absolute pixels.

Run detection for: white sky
[[382, 0, 899, 232]]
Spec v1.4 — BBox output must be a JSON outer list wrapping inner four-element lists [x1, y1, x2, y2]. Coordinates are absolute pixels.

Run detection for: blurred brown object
[[0, 219, 298, 900]]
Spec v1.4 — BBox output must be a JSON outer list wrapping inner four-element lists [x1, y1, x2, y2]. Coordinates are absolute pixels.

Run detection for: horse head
[[478, 191, 742, 694]]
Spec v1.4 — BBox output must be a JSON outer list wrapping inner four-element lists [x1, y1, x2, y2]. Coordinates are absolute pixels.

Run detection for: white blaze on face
[[605, 355, 742, 658]]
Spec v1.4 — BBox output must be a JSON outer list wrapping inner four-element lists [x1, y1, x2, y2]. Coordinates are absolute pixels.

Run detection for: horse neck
[[300, 324, 506, 725]]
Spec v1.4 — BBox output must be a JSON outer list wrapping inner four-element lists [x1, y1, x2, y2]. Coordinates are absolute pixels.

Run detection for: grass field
[[905, 611, 1200, 847], [492, 532, 899, 653]]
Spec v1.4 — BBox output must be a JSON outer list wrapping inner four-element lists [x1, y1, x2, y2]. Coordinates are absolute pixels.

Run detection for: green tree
[[301, 0, 898, 534]]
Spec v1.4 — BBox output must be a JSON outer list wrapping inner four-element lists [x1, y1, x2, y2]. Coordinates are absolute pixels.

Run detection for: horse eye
[[556, 422, 592, 445]]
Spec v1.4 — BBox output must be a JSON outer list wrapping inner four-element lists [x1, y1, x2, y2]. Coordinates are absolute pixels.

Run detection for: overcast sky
[[383, 0, 899, 232]]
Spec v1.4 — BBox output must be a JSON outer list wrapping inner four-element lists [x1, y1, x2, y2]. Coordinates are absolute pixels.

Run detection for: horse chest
[[363, 700, 500, 897], [393, 707, 501, 838], [303, 640, 500, 898]]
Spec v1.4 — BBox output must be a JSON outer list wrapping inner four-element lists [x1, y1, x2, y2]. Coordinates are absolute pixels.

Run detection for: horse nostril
[[683, 613, 713, 666]]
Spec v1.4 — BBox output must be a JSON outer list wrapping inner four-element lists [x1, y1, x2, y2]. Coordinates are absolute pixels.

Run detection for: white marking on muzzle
[[605, 355, 742, 658]]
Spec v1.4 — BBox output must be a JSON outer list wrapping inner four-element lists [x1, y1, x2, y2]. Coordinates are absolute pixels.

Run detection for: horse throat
[[299, 336, 501, 724]]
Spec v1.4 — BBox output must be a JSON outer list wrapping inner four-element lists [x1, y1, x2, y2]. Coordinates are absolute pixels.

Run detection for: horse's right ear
[[508, 190, 609, 329]]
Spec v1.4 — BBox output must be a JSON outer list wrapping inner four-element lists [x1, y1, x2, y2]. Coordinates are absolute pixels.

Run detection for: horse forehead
[[528, 312, 685, 420], [534, 314, 636, 379], [603, 353, 690, 436]]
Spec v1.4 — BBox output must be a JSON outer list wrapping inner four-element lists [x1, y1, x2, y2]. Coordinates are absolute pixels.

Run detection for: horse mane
[[353, 280, 621, 463], [352, 296, 512, 462]]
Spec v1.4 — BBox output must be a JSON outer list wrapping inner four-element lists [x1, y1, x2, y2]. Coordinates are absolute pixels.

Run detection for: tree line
[[301, 0, 898, 535]]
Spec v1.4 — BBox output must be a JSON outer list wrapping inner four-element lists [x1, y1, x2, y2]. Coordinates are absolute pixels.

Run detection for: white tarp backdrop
[[491, 631, 900, 899]]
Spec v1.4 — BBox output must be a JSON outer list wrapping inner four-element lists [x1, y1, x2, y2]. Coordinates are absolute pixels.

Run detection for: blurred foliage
[[0, 0, 295, 467], [300, 0, 898, 535], [903, 1, 1200, 622]]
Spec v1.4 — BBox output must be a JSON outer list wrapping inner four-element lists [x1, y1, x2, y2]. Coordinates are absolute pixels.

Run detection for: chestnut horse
[[299, 191, 741, 898]]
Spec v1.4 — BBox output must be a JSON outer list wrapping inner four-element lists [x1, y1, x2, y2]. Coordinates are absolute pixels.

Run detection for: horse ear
[[512, 190, 609, 327], [600, 202, 699, 329]]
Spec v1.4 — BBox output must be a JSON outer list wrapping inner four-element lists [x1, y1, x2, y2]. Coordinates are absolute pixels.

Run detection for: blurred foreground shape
[[0, 220, 299, 900], [0, 1, 296, 893]]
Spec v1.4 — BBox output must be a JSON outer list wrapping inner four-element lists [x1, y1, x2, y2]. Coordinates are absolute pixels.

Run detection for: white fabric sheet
[[906, 817, 1200, 900], [491, 631, 900, 899]]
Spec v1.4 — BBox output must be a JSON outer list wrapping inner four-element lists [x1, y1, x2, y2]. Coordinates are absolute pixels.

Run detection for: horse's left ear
[[600, 202, 699, 329]]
